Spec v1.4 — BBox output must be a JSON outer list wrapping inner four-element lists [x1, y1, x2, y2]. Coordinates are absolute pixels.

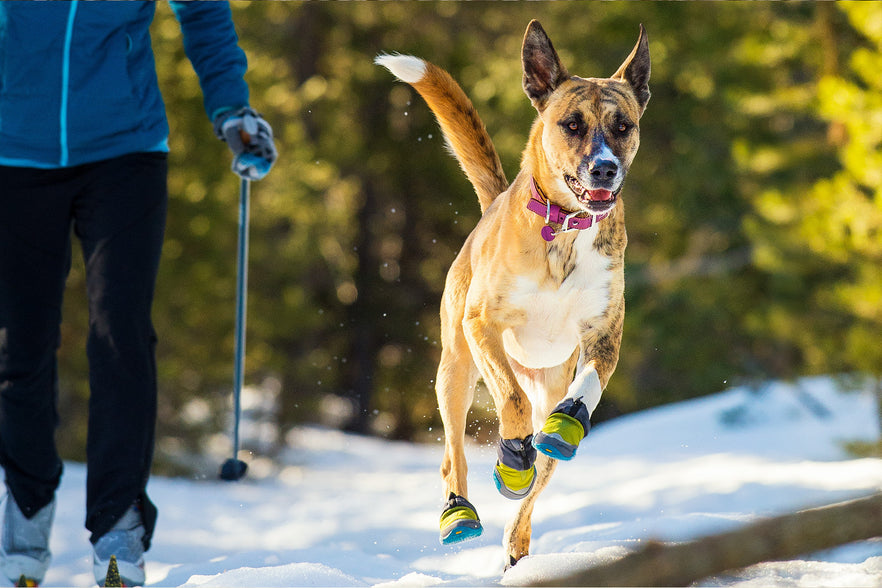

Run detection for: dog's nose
[[589, 158, 618, 181]]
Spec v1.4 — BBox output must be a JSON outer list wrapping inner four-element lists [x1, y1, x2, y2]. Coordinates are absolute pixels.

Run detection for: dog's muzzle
[[565, 173, 619, 214], [567, 135, 624, 214]]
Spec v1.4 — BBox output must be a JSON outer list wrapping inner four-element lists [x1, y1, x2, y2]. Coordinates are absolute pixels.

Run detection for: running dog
[[376, 20, 649, 566]]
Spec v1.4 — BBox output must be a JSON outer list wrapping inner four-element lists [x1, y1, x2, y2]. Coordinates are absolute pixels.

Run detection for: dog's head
[[523, 20, 650, 215]]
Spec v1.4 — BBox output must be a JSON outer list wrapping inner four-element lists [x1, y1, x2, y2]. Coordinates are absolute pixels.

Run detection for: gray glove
[[214, 107, 277, 180]]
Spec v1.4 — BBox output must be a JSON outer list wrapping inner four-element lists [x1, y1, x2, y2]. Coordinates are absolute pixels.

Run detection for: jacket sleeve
[[170, 1, 250, 121]]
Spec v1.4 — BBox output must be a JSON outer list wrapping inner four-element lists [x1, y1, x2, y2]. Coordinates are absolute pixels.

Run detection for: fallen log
[[534, 491, 882, 587]]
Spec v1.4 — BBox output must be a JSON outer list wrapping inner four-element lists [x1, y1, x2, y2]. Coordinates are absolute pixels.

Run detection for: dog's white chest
[[502, 238, 613, 369]]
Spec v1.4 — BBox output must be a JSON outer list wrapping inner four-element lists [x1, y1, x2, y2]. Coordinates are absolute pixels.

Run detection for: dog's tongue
[[587, 189, 613, 202]]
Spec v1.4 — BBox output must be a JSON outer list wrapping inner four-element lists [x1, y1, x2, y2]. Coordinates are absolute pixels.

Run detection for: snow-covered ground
[[12, 376, 882, 586]]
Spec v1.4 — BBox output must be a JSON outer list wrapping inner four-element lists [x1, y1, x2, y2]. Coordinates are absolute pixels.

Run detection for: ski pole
[[220, 176, 251, 481]]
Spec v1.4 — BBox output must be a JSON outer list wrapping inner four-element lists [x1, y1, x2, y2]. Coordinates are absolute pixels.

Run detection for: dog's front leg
[[462, 311, 541, 502], [570, 300, 625, 409], [462, 313, 533, 441], [533, 302, 623, 461]]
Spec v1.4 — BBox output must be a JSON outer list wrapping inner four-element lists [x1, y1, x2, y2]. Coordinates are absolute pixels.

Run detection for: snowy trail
[[15, 376, 882, 586]]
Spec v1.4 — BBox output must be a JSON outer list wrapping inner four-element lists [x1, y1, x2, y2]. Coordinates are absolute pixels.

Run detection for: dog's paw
[[493, 462, 536, 500], [533, 398, 591, 460], [439, 493, 483, 545], [493, 436, 538, 499]]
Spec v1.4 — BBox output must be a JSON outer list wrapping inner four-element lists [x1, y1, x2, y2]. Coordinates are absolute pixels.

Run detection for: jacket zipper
[[59, 0, 78, 166]]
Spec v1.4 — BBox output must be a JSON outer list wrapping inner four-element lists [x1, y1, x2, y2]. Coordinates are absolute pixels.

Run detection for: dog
[[376, 20, 649, 566]]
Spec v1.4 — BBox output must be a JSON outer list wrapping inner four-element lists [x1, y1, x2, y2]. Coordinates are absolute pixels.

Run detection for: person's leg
[[0, 164, 81, 583], [74, 153, 167, 553]]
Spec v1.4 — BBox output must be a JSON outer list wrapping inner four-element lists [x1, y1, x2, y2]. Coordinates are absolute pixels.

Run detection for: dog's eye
[[617, 122, 629, 133], [561, 115, 585, 137]]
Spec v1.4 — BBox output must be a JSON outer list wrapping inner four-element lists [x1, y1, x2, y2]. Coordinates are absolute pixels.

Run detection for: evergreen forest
[[53, 2, 882, 471]]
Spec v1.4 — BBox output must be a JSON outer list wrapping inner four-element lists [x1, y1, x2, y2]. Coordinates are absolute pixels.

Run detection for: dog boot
[[492, 436, 537, 500], [533, 397, 591, 461], [439, 493, 482, 545]]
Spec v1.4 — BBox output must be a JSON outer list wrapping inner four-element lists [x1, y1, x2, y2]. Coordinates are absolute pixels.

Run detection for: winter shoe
[[0, 492, 55, 586], [92, 503, 146, 587], [533, 397, 592, 461], [439, 493, 482, 545], [492, 436, 537, 500]]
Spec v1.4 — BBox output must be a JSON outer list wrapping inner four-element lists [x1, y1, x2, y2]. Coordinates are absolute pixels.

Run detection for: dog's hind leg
[[503, 454, 558, 566], [436, 334, 483, 545], [436, 337, 481, 544], [499, 360, 574, 564], [436, 273, 483, 544], [437, 261, 480, 501], [437, 334, 479, 501]]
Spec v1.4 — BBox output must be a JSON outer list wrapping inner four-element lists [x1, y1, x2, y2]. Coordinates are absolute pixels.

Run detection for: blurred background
[[54, 2, 882, 474]]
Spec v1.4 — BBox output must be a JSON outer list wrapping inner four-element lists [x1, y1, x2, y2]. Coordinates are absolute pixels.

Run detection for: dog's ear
[[522, 20, 570, 111], [613, 24, 651, 114]]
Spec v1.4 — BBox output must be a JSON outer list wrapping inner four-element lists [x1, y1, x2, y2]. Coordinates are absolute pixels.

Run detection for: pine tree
[[746, 2, 882, 451]]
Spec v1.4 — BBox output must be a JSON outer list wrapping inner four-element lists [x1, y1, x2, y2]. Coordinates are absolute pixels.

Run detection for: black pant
[[0, 152, 166, 550]]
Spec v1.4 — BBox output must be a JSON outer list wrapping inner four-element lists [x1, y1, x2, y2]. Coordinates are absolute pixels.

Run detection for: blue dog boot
[[533, 398, 591, 461], [439, 493, 483, 545], [492, 435, 537, 500]]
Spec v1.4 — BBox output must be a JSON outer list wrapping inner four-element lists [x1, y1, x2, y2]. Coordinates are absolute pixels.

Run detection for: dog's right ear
[[522, 20, 570, 111]]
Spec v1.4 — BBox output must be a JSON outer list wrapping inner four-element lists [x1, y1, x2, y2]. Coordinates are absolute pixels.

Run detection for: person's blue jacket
[[0, 0, 249, 168]]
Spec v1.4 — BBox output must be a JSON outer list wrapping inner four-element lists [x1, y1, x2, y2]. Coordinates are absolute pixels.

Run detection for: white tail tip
[[375, 53, 426, 84]]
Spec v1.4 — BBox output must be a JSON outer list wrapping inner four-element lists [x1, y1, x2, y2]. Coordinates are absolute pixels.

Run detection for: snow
[[11, 375, 882, 586]]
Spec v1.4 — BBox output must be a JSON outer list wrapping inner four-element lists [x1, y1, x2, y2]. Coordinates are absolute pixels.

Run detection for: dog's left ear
[[613, 24, 651, 114], [522, 20, 570, 111]]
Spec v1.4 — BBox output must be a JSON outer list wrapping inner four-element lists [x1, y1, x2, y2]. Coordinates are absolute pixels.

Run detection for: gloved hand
[[214, 106, 277, 180]]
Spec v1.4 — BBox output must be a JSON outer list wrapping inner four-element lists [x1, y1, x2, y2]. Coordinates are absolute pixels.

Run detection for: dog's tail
[[376, 54, 508, 213]]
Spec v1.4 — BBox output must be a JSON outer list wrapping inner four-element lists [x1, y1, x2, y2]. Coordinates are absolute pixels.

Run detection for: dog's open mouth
[[565, 175, 617, 213]]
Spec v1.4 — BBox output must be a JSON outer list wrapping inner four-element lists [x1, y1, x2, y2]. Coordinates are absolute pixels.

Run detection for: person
[[0, 1, 276, 586]]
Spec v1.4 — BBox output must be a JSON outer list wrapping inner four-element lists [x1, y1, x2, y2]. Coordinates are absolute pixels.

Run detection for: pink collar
[[527, 177, 609, 242]]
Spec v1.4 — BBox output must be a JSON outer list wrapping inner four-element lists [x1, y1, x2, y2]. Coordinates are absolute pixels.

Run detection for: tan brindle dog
[[377, 20, 650, 566]]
